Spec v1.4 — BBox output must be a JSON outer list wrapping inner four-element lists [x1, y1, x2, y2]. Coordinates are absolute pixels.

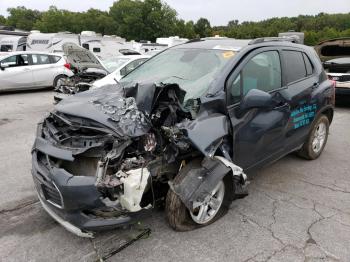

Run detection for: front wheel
[[298, 115, 330, 160], [165, 159, 234, 231]]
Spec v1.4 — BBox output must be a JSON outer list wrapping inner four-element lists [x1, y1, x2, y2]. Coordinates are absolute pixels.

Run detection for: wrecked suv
[[32, 38, 335, 237]]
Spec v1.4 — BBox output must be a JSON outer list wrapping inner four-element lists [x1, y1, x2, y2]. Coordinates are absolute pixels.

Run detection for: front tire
[[165, 159, 234, 231], [298, 115, 330, 160]]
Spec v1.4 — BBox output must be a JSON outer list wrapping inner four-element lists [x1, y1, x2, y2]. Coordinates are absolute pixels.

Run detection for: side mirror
[[239, 89, 273, 114], [0, 64, 9, 71]]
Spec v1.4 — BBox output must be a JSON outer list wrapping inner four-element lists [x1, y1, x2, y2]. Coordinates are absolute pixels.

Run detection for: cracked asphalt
[[0, 90, 349, 262]]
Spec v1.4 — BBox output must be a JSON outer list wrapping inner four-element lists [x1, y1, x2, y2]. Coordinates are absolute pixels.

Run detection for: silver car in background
[[0, 51, 74, 92]]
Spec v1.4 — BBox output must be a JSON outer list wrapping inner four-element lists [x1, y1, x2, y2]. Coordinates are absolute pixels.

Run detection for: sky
[[1, 0, 350, 26]]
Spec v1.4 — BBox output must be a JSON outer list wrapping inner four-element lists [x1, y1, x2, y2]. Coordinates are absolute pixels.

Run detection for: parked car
[[32, 37, 335, 237], [315, 38, 350, 98], [92, 55, 150, 88], [324, 57, 350, 97], [53, 43, 109, 101], [0, 51, 73, 92]]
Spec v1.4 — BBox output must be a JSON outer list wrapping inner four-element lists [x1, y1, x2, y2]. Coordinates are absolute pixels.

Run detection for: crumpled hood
[[55, 85, 151, 137], [63, 42, 107, 72]]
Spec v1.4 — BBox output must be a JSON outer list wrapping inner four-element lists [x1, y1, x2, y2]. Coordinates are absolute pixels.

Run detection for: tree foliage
[[5, 6, 42, 31], [1, 5, 349, 46], [194, 18, 212, 38]]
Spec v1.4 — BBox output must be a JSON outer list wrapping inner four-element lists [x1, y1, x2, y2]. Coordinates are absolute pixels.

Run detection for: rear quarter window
[[283, 51, 307, 83], [50, 55, 62, 63], [303, 53, 314, 76]]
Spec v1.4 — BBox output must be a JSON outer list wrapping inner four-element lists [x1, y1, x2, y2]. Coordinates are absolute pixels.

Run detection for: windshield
[[120, 48, 236, 104], [102, 57, 131, 72]]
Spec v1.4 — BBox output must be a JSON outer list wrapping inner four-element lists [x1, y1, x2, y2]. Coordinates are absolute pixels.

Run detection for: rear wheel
[[53, 75, 67, 89], [165, 159, 234, 231], [298, 115, 329, 160]]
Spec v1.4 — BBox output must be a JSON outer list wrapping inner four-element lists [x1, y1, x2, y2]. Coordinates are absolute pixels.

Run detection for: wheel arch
[[320, 106, 334, 124]]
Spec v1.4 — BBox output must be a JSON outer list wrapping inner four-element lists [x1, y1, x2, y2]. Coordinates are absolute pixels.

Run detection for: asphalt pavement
[[0, 91, 349, 262]]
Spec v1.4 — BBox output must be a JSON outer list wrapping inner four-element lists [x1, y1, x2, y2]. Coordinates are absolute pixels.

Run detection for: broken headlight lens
[[143, 133, 157, 152]]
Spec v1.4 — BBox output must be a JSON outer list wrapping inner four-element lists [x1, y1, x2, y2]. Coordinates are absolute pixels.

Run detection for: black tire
[[165, 159, 234, 232], [53, 75, 67, 89], [297, 115, 330, 160]]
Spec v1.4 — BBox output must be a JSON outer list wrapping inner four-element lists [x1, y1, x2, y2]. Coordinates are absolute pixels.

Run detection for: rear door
[[280, 49, 319, 150], [30, 54, 57, 87], [226, 48, 291, 170], [0, 54, 34, 91]]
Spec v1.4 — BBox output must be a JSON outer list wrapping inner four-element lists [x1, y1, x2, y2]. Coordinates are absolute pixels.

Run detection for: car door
[[280, 49, 319, 151], [31, 54, 57, 87], [226, 48, 291, 170], [0, 54, 34, 91]]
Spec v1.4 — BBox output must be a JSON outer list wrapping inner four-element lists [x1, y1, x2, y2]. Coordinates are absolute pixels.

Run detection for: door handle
[[274, 102, 289, 110], [312, 82, 320, 89]]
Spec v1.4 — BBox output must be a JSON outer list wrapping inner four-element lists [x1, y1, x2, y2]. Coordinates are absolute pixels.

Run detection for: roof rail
[[249, 36, 299, 45]]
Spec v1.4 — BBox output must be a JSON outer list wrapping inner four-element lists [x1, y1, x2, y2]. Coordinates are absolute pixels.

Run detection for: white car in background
[[92, 55, 150, 88], [0, 51, 73, 92]]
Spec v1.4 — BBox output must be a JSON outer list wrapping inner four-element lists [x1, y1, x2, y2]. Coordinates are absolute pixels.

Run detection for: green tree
[[110, 0, 144, 40], [6, 6, 41, 31], [33, 6, 70, 33], [0, 15, 6, 25], [110, 0, 178, 41], [194, 18, 212, 38]]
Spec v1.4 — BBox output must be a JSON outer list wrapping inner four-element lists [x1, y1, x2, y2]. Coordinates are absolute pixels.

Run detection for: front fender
[[181, 113, 229, 157]]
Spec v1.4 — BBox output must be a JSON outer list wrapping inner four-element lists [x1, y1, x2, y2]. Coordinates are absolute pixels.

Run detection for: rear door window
[[283, 51, 307, 83]]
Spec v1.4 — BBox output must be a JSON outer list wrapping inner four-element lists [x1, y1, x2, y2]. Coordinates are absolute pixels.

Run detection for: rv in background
[[0, 26, 29, 42], [26, 31, 80, 53], [80, 31, 133, 59], [278, 31, 304, 44], [156, 36, 188, 47], [0, 36, 27, 51], [132, 41, 168, 54]]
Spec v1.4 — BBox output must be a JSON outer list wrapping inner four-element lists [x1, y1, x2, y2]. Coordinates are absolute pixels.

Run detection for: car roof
[[175, 38, 252, 51], [173, 37, 309, 52]]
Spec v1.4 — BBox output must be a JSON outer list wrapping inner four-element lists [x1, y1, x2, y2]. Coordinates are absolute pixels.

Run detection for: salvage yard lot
[[0, 91, 349, 262]]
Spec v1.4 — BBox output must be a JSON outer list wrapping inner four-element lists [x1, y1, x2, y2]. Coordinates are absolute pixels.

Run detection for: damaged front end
[[32, 83, 248, 237]]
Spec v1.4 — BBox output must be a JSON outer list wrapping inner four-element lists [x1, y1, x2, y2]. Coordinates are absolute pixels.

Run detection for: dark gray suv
[[31, 38, 335, 237]]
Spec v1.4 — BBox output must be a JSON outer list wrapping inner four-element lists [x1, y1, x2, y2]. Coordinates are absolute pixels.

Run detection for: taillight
[[64, 63, 71, 70], [331, 80, 336, 88]]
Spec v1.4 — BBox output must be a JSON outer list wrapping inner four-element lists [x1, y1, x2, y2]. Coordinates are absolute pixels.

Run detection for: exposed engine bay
[[54, 68, 107, 96]]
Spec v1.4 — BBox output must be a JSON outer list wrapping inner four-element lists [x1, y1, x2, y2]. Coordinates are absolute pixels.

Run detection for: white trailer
[[26, 32, 80, 53], [0, 36, 27, 51], [156, 36, 188, 47], [80, 32, 135, 59]]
